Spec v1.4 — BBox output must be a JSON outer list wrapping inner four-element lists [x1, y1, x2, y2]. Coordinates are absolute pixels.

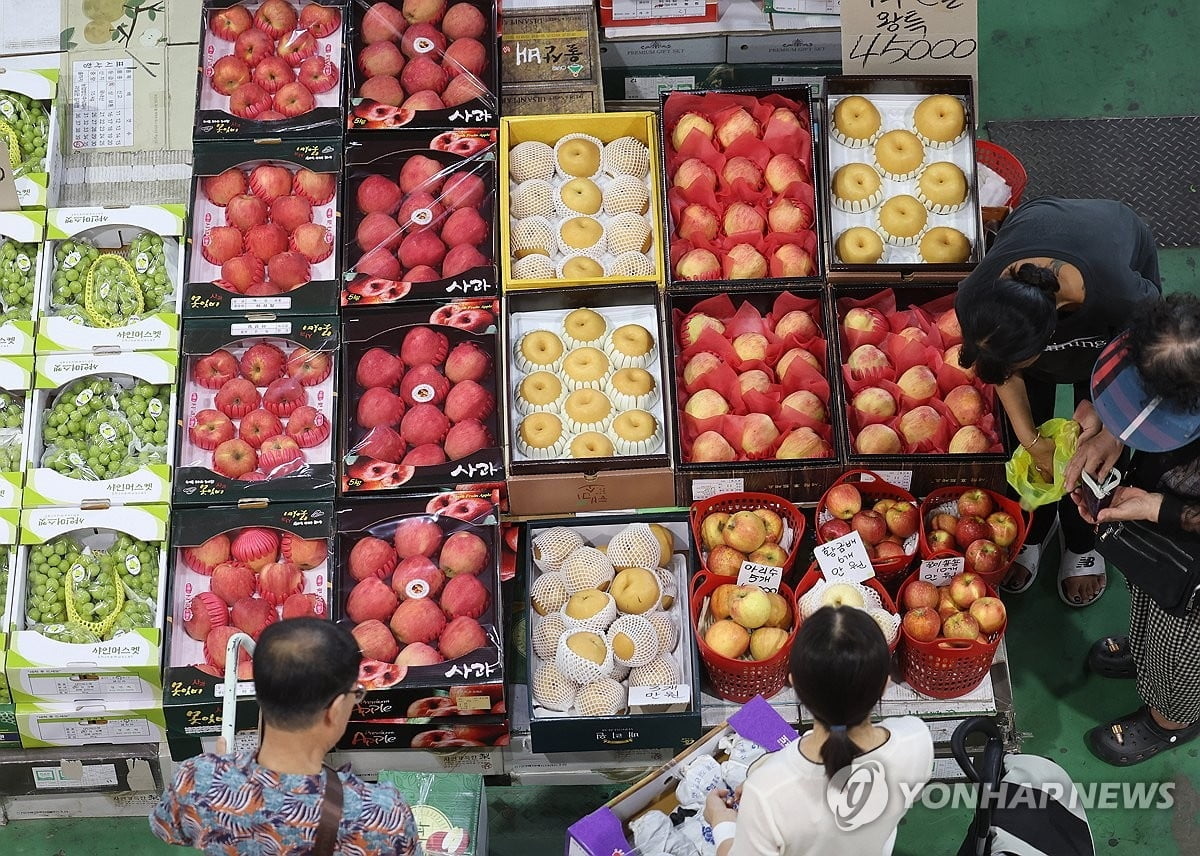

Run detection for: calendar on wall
[[71, 58, 136, 150]]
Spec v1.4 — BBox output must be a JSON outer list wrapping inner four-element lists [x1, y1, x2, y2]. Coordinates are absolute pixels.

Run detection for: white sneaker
[[1000, 514, 1061, 594]]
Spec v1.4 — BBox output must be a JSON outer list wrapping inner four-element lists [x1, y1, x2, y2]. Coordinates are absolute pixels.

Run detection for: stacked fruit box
[[0, 59, 59, 211]]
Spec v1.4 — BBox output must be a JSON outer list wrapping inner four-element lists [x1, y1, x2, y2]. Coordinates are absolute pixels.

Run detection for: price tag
[[873, 470, 913, 491], [691, 478, 744, 501], [0, 142, 18, 212], [628, 683, 691, 707], [231, 297, 291, 311], [814, 531, 875, 583], [231, 322, 291, 336], [840, 0, 979, 83], [919, 556, 964, 586], [737, 560, 783, 594], [455, 694, 492, 712]]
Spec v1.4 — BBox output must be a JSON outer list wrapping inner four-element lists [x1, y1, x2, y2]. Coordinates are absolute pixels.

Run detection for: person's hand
[[1030, 438, 1055, 481], [1069, 487, 1098, 525], [215, 737, 228, 754], [1072, 400, 1104, 443], [1063, 428, 1123, 492], [1096, 487, 1163, 525], [704, 787, 739, 826]]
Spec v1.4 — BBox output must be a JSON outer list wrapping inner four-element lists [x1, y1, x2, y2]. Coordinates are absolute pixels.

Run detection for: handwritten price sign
[[814, 531, 876, 583], [737, 560, 783, 593], [919, 556, 964, 586], [841, 0, 978, 82], [629, 683, 691, 707]]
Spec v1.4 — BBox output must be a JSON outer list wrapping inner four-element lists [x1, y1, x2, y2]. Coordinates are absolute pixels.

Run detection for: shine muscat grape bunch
[[50, 231, 173, 329], [0, 88, 50, 178], [0, 388, 25, 472], [24, 531, 162, 643], [178, 526, 329, 678], [205, 1, 343, 122], [40, 377, 171, 481], [0, 236, 37, 322], [197, 160, 336, 296], [186, 340, 334, 481]]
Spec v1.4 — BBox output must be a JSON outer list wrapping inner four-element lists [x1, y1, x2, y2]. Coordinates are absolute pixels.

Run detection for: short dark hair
[[789, 606, 890, 780], [956, 263, 1059, 384], [254, 619, 362, 730], [1127, 293, 1200, 412]]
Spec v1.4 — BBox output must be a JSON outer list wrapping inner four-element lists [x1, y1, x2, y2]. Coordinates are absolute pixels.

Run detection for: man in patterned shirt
[[151, 618, 421, 855]]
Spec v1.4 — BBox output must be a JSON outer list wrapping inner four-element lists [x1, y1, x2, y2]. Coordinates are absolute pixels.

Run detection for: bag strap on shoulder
[[313, 764, 344, 856]]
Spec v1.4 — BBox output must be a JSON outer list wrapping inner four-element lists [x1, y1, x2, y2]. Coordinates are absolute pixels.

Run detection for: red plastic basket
[[793, 564, 900, 653], [976, 140, 1027, 208], [895, 571, 1006, 699], [815, 469, 919, 588], [689, 492, 806, 576], [690, 572, 799, 703], [917, 486, 1031, 586]]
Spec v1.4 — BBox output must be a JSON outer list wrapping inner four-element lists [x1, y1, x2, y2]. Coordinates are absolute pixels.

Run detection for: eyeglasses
[[349, 683, 367, 704]]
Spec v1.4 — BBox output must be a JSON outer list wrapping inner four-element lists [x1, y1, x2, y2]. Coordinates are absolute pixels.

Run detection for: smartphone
[[1082, 469, 1120, 518]]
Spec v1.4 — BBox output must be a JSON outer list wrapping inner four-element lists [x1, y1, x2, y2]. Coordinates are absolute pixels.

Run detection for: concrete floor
[[3, 1, 1200, 853]]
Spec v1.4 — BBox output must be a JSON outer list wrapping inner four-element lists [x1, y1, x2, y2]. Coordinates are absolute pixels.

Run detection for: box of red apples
[[659, 87, 823, 290], [340, 300, 503, 495], [161, 501, 334, 742], [333, 497, 505, 716], [197, 1, 348, 141], [346, 0, 499, 131], [833, 286, 1013, 496], [187, 140, 342, 318], [666, 288, 846, 505], [342, 130, 497, 306], [822, 76, 983, 282], [173, 316, 337, 505]]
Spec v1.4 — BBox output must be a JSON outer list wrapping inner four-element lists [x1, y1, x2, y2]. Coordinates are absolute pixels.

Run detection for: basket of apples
[[815, 470, 919, 587], [691, 492, 806, 578], [691, 572, 798, 702], [917, 486, 1029, 586], [794, 564, 901, 652], [896, 567, 1007, 699]]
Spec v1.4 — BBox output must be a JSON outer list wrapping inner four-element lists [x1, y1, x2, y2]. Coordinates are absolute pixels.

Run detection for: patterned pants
[[1128, 583, 1200, 723]]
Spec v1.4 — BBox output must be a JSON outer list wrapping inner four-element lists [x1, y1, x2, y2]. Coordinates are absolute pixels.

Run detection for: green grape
[[25, 539, 81, 626], [42, 377, 120, 445], [88, 254, 142, 325], [0, 545, 9, 608], [0, 433, 21, 472], [0, 90, 50, 175], [128, 232, 172, 313], [0, 390, 23, 429], [51, 239, 100, 308], [117, 381, 170, 449], [0, 238, 36, 317]]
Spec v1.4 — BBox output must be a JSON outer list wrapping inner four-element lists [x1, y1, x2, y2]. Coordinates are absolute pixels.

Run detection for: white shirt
[[729, 716, 934, 856]]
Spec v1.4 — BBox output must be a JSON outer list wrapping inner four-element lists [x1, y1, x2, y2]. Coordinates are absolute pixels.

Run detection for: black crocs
[[1087, 635, 1135, 679], [1086, 707, 1200, 766]]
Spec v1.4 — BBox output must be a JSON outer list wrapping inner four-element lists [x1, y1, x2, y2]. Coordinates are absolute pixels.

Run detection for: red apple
[[902, 607, 941, 642], [937, 589, 960, 620], [931, 512, 958, 536], [818, 518, 852, 541], [955, 515, 992, 550], [850, 510, 887, 546], [986, 511, 1018, 548], [942, 611, 981, 641], [949, 571, 988, 609], [964, 539, 1003, 576], [825, 483, 862, 520], [842, 307, 889, 346], [927, 530, 958, 553], [884, 501, 919, 538], [969, 597, 1006, 634], [902, 580, 940, 610], [957, 488, 994, 519]]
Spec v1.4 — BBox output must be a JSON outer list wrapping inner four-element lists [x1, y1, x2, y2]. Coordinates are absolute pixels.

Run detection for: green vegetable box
[[23, 351, 175, 507], [0, 210, 45, 354], [0, 59, 58, 210], [0, 356, 33, 508], [36, 206, 185, 353], [4, 505, 170, 705]]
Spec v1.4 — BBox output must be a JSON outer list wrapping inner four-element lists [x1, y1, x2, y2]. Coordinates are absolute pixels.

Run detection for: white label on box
[[72, 59, 135, 150], [231, 322, 292, 337], [32, 763, 118, 790], [611, 0, 707, 20], [691, 478, 744, 501], [874, 470, 914, 491], [737, 561, 782, 594], [625, 75, 696, 99], [233, 729, 260, 753], [215, 680, 257, 699], [919, 557, 964, 586], [231, 297, 292, 311], [27, 674, 143, 697], [629, 683, 691, 706], [814, 532, 875, 583]]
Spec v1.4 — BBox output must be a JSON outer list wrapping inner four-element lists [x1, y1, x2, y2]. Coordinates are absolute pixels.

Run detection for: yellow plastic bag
[[1005, 418, 1081, 510]]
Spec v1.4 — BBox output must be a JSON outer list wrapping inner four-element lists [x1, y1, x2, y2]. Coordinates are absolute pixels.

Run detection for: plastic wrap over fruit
[[0, 236, 37, 321], [0, 90, 50, 176], [50, 232, 174, 329]]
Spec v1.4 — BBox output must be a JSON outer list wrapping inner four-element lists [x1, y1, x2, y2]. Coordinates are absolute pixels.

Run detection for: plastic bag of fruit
[[50, 232, 174, 329], [0, 235, 36, 321], [0, 90, 50, 178], [1005, 418, 1080, 510]]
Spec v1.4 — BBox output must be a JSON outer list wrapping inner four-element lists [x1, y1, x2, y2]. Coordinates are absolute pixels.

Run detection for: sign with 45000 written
[[840, 0, 978, 82]]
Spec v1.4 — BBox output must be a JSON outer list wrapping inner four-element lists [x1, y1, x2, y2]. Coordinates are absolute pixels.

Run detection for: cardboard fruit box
[[503, 284, 675, 516], [598, 0, 718, 28], [666, 286, 846, 507], [336, 715, 508, 751], [14, 700, 168, 749], [345, 0, 500, 131], [195, 0, 348, 141], [823, 76, 984, 283], [342, 130, 498, 306], [0, 210, 45, 355], [24, 351, 177, 508], [186, 138, 342, 318], [832, 284, 1013, 495], [36, 206, 186, 353], [0, 59, 59, 210], [173, 316, 337, 506], [659, 86, 825, 290], [0, 358, 33, 509], [161, 501, 334, 741], [500, 111, 666, 289], [340, 301, 504, 495], [5, 505, 170, 705]]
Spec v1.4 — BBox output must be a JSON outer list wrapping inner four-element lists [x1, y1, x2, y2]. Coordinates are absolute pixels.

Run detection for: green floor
[[4, 1, 1200, 852]]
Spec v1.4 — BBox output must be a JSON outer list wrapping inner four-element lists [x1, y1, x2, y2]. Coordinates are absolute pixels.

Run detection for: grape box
[[0, 210, 45, 355], [0, 357, 33, 509], [23, 351, 178, 508], [36, 206, 186, 353], [0, 59, 59, 210], [5, 505, 170, 705], [0, 509, 19, 706]]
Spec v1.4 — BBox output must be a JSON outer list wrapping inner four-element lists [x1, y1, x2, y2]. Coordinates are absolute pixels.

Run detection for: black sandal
[[1087, 635, 1135, 678], [1086, 707, 1200, 766]]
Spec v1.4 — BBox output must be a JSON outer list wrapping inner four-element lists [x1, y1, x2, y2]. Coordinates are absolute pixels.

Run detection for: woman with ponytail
[[703, 607, 932, 855], [954, 197, 1162, 607]]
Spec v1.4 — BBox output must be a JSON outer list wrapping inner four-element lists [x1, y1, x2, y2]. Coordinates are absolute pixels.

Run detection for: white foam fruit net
[[604, 136, 650, 178], [531, 611, 567, 660], [607, 613, 661, 668], [532, 527, 585, 572], [556, 629, 615, 684], [560, 590, 618, 632], [530, 571, 568, 615], [628, 654, 681, 687], [512, 215, 556, 257], [531, 662, 577, 711], [646, 610, 679, 653], [609, 251, 656, 278], [509, 141, 556, 183], [513, 254, 556, 279], [561, 546, 616, 594], [607, 523, 662, 570], [867, 607, 901, 646], [604, 212, 652, 255], [798, 579, 886, 619], [576, 676, 628, 717], [511, 180, 556, 219], [602, 174, 650, 216], [655, 567, 677, 611]]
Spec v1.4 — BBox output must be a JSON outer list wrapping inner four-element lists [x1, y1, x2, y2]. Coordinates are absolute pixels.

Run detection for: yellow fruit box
[[500, 112, 666, 291]]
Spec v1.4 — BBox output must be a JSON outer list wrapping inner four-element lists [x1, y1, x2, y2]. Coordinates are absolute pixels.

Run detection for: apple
[[875, 541, 908, 561], [748, 543, 787, 568], [945, 384, 985, 426], [705, 619, 750, 659], [842, 307, 889, 346], [902, 580, 940, 610], [819, 519, 852, 541], [931, 513, 958, 535], [701, 512, 730, 551], [752, 508, 784, 543], [851, 387, 897, 424], [987, 512, 1018, 548], [957, 489, 994, 519], [884, 501, 919, 538], [846, 344, 891, 377], [942, 611, 981, 641], [723, 510, 768, 553], [749, 626, 789, 661], [765, 592, 791, 629], [707, 545, 746, 577], [969, 597, 1006, 634], [874, 499, 897, 515], [896, 365, 938, 402], [855, 423, 902, 454], [825, 483, 862, 520], [964, 539, 1003, 576], [851, 510, 887, 545], [728, 585, 772, 629], [950, 425, 992, 454], [821, 583, 866, 609], [949, 572, 988, 609], [955, 515, 992, 550], [937, 589, 960, 620], [927, 530, 958, 553], [902, 607, 941, 642], [710, 583, 737, 620], [936, 310, 963, 346]]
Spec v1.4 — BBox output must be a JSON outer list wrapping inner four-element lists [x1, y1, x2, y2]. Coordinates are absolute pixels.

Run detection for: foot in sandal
[[1059, 548, 1106, 607], [1087, 706, 1200, 766]]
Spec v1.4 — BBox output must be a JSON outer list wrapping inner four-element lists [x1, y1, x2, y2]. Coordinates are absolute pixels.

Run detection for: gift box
[[36, 206, 186, 353], [342, 131, 498, 306], [186, 139, 342, 317], [23, 351, 177, 507], [173, 316, 337, 505], [345, 0, 499, 131], [340, 301, 504, 495], [194, 0, 348, 141], [337, 716, 508, 751], [598, 0, 718, 28], [5, 505, 170, 705], [0, 58, 59, 210], [14, 700, 167, 748], [377, 772, 487, 856], [823, 76, 983, 282], [660, 87, 824, 290], [0, 211, 45, 354]]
